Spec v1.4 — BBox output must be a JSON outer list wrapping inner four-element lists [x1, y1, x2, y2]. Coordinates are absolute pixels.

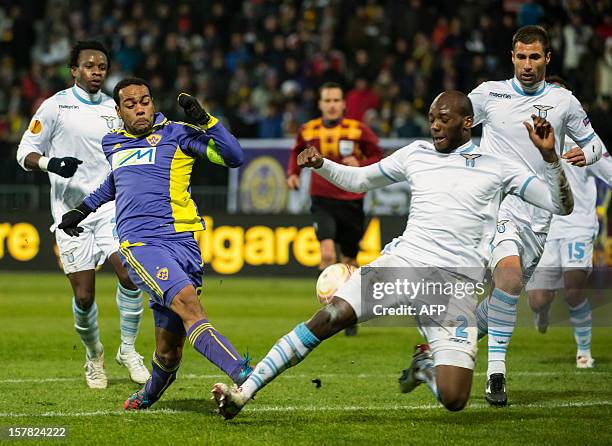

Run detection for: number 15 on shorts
[[568, 242, 585, 261]]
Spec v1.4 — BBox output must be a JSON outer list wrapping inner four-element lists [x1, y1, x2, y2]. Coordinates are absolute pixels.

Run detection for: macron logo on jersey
[[112, 147, 156, 170], [489, 91, 511, 99]]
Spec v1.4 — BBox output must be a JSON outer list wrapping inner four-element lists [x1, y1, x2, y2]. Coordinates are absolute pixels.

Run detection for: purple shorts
[[118, 234, 203, 336]]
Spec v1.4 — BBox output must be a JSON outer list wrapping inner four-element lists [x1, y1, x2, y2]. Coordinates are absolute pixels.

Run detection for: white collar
[[73, 83, 102, 104]]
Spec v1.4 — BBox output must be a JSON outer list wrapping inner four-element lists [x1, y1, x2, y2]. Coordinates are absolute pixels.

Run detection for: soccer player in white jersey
[[526, 77, 611, 369], [210, 91, 573, 419], [16, 41, 149, 388], [468, 26, 605, 406]]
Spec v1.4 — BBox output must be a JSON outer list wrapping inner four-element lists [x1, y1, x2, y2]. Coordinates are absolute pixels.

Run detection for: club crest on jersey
[[533, 105, 554, 118], [461, 153, 481, 167], [146, 134, 162, 146], [62, 248, 77, 264], [112, 147, 156, 170], [497, 219, 510, 233], [156, 267, 169, 281], [100, 115, 117, 129]]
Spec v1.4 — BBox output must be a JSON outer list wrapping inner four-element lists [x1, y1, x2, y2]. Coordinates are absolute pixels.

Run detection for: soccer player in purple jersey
[[58, 78, 252, 410]]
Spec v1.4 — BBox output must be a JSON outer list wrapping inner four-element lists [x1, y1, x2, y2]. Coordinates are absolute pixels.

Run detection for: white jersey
[[469, 78, 597, 232], [547, 140, 612, 240], [358, 140, 540, 280], [17, 85, 119, 230]]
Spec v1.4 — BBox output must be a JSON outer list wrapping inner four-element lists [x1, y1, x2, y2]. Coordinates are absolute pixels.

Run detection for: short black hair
[[431, 90, 474, 119], [112, 77, 152, 105], [319, 82, 343, 98], [69, 40, 110, 68], [455, 92, 474, 118], [512, 25, 551, 54], [443, 90, 474, 117]]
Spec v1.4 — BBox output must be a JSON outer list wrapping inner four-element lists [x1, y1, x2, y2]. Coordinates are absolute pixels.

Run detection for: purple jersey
[[84, 112, 243, 241]]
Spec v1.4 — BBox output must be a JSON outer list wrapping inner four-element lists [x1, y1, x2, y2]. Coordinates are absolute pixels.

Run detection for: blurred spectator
[[345, 78, 379, 122], [563, 13, 593, 87], [392, 101, 428, 138], [591, 95, 611, 151], [251, 69, 283, 118], [518, 0, 544, 27], [597, 37, 612, 98], [258, 102, 283, 138], [0, 0, 609, 188]]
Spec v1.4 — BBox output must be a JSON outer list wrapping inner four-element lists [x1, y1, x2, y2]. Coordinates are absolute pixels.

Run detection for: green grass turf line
[[0, 272, 610, 445]]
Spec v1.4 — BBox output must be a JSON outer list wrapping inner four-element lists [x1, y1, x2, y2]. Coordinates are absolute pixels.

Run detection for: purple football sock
[[187, 319, 243, 382], [144, 352, 179, 404]]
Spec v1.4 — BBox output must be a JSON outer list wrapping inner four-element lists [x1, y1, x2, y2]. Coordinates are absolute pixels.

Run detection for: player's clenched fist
[[177, 93, 210, 125], [297, 146, 324, 169], [523, 114, 557, 162]]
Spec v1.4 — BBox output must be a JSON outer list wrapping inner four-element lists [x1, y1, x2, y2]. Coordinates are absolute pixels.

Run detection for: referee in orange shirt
[[287, 82, 383, 335]]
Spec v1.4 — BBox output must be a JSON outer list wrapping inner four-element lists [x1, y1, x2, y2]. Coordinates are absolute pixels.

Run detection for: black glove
[[177, 93, 210, 125], [58, 203, 92, 237], [47, 157, 83, 178]]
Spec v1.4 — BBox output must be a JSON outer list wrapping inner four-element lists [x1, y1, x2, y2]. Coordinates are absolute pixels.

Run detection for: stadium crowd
[[0, 0, 611, 186]]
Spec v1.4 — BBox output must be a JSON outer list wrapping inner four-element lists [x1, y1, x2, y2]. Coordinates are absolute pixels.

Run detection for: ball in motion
[[316, 263, 357, 305]]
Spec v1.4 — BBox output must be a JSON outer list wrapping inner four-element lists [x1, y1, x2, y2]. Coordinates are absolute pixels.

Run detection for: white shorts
[[489, 202, 547, 282], [55, 202, 119, 274], [335, 253, 478, 369], [525, 237, 594, 291]]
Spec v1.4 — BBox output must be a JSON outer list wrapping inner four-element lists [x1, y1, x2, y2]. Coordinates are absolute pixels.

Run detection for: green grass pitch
[[0, 272, 611, 445]]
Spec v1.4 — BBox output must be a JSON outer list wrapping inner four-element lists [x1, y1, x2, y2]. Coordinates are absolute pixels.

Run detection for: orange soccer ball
[[315, 263, 357, 305]]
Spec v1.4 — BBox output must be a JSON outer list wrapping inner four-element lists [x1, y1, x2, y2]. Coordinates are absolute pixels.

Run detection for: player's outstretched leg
[[124, 327, 183, 410], [485, 256, 522, 407], [69, 270, 107, 389], [211, 297, 356, 419], [170, 285, 252, 385]]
